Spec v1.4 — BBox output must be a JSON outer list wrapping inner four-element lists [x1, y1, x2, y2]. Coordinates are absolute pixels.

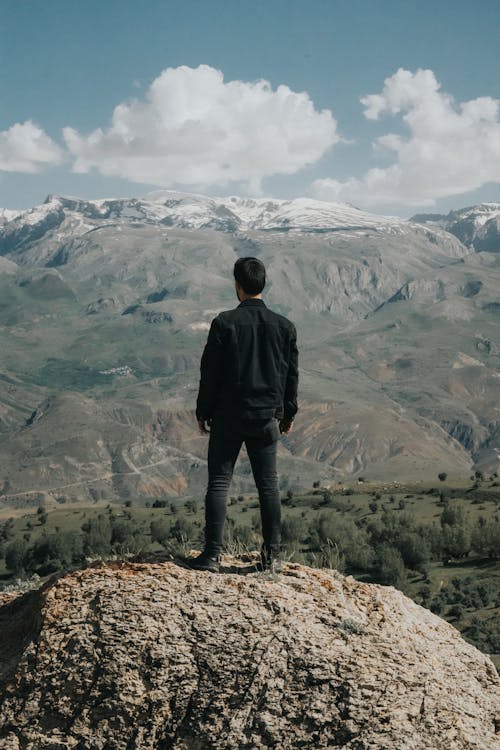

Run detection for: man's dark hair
[[233, 256, 266, 295]]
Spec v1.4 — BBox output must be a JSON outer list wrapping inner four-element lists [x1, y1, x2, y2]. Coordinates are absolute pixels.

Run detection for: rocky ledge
[[0, 556, 499, 749]]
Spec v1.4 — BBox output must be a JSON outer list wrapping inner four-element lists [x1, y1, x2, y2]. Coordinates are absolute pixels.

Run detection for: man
[[189, 256, 298, 573]]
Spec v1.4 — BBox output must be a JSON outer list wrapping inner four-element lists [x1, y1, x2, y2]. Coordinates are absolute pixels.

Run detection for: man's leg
[[203, 418, 242, 556], [245, 423, 281, 554]]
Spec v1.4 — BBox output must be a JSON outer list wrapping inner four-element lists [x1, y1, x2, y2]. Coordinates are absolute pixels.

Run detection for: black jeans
[[203, 414, 281, 556]]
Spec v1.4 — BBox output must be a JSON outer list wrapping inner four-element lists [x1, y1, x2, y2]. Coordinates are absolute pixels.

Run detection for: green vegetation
[[0, 480, 498, 670], [37, 359, 111, 390]]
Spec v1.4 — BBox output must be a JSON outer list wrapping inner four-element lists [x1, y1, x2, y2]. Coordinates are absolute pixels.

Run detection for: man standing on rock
[[189, 256, 298, 573]]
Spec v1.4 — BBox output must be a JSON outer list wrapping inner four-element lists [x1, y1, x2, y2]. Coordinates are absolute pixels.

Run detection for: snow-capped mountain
[[143, 191, 404, 231], [1, 191, 461, 265], [0, 208, 21, 226], [0, 191, 405, 247], [412, 203, 500, 252]]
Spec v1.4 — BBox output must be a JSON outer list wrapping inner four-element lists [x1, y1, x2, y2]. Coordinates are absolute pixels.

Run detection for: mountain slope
[[0, 194, 498, 504]]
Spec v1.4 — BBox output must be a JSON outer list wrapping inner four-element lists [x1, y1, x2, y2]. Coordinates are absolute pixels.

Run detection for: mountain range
[[0, 193, 499, 507]]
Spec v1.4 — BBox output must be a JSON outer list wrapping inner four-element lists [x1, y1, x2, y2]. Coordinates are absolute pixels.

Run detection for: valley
[[0, 193, 499, 506]]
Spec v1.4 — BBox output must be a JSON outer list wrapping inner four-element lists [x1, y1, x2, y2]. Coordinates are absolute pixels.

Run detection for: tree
[[438, 472, 447, 482], [1, 518, 14, 541], [28, 532, 84, 574], [442, 524, 471, 559], [440, 501, 468, 529], [5, 540, 26, 575], [397, 532, 430, 573], [471, 518, 500, 559], [152, 499, 167, 508]]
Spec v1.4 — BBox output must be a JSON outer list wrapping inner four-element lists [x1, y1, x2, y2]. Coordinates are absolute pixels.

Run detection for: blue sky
[[1, 0, 499, 215]]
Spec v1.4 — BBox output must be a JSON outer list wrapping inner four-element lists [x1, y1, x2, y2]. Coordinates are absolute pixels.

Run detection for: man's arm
[[281, 325, 298, 433], [196, 316, 224, 430]]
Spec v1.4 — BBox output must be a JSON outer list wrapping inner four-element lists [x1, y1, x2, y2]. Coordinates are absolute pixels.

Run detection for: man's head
[[233, 256, 266, 298]]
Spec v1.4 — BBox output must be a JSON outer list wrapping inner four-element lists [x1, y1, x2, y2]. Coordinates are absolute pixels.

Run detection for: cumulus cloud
[[63, 64, 339, 192], [311, 68, 500, 208], [0, 120, 64, 173]]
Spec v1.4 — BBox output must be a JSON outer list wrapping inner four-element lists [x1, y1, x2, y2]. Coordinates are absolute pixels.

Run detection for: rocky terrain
[[0, 193, 499, 505], [0, 556, 499, 749]]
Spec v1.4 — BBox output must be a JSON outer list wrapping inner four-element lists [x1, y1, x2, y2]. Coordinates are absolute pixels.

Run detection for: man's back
[[196, 298, 298, 422]]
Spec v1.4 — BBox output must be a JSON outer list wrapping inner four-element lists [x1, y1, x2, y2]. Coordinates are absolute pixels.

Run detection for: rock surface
[[0, 557, 499, 749]]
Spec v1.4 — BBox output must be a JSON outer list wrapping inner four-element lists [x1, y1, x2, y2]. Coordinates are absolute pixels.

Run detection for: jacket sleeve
[[283, 325, 299, 422], [196, 316, 225, 421]]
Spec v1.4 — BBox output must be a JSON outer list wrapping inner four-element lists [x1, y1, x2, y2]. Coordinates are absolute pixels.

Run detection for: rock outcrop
[[0, 557, 499, 750]]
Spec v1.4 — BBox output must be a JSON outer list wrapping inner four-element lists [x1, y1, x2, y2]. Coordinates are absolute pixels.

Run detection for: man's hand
[[197, 418, 211, 434], [279, 418, 293, 435]]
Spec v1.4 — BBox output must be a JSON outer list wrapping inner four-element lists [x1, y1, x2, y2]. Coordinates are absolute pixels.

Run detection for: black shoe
[[260, 546, 283, 574], [187, 550, 221, 573]]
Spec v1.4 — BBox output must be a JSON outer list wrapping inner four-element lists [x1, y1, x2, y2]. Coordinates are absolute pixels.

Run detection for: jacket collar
[[238, 298, 265, 307]]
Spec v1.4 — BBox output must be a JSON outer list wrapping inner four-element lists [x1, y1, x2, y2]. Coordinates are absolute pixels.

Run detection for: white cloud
[[63, 64, 339, 192], [311, 68, 500, 209], [0, 120, 64, 173]]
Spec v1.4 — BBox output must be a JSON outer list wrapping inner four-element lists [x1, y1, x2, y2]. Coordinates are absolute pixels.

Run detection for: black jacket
[[196, 298, 298, 422]]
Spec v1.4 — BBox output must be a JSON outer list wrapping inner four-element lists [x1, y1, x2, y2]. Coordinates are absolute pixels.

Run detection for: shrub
[[375, 544, 406, 587], [281, 515, 305, 543], [448, 604, 464, 619], [150, 519, 171, 545], [309, 513, 373, 570], [82, 515, 112, 556], [12, 532, 84, 576], [171, 517, 197, 544]]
